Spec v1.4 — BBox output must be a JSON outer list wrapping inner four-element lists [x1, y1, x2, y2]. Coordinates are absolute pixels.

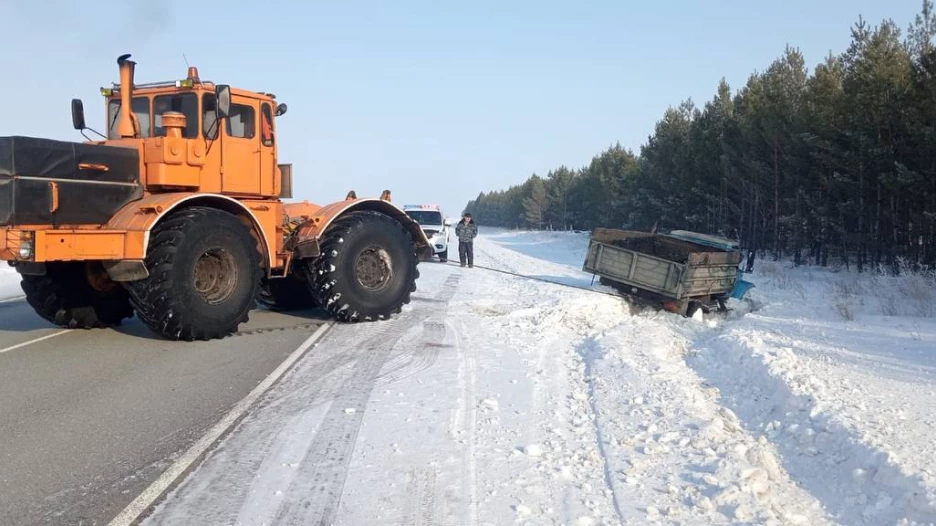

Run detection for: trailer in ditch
[[582, 228, 754, 317]]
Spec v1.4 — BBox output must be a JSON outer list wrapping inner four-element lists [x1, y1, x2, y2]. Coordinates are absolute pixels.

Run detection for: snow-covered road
[[124, 230, 936, 525]]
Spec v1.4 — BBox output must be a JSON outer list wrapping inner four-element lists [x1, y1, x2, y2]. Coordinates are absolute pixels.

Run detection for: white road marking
[[107, 321, 335, 526], [0, 330, 72, 354]]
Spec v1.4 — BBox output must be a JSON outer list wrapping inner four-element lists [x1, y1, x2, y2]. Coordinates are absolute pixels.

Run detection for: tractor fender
[[288, 198, 432, 259], [108, 192, 273, 268]]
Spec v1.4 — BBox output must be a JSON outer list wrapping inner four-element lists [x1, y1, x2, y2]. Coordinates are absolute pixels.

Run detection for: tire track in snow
[[577, 336, 627, 523], [143, 333, 377, 526], [468, 233, 628, 524], [139, 273, 461, 526], [376, 320, 448, 387], [274, 274, 461, 526], [404, 467, 440, 526], [273, 326, 406, 526], [451, 318, 480, 526]]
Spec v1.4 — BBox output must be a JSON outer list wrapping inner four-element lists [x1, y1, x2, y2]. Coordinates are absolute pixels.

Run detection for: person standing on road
[[455, 213, 478, 268]]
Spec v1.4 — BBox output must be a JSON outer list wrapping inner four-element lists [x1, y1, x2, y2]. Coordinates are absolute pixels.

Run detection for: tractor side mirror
[[71, 99, 86, 130], [216, 85, 232, 119], [275, 103, 288, 117], [444, 218, 453, 227]]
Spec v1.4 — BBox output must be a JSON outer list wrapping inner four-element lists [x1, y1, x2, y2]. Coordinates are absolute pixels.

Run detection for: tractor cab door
[[219, 95, 261, 195], [259, 102, 276, 196]]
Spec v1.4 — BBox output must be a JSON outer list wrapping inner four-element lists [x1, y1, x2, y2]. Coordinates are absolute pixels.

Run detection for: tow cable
[[436, 260, 627, 299]]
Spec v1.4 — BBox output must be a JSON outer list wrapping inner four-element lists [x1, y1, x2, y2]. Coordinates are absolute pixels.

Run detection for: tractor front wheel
[[21, 262, 134, 329], [128, 207, 262, 341], [307, 211, 419, 322]]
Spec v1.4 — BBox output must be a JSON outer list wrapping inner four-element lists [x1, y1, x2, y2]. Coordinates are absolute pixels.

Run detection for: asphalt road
[[0, 297, 331, 526]]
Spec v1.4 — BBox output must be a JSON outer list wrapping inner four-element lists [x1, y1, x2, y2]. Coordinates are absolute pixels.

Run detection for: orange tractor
[[0, 54, 432, 341]]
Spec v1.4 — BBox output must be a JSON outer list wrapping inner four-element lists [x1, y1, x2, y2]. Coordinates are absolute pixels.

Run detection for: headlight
[[19, 240, 34, 259]]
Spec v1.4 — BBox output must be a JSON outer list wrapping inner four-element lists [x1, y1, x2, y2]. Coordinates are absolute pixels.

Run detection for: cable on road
[[435, 260, 627, 299]]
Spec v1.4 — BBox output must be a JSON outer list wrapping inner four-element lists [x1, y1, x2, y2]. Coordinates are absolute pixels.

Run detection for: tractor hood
[[0, 136, 142, 226]]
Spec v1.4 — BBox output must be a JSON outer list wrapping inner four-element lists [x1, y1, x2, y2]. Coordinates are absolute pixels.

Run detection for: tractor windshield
[[405, 210, 443, 225], [107, 93, 200, 139], [153, 93, 199, 138], [107, 97, 152, 139]]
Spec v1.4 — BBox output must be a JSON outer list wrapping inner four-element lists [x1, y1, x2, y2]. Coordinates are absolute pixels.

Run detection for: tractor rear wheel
[[308, 211, 419, 322], [21, 262, 134, 329], [128, 207, 262, 341], [257, 272, 319, 311]]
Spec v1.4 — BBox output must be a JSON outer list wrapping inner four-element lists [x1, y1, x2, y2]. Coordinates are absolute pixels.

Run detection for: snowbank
[[463, 233, 837, 524], [478, 231, 936, 524], [679, 259, 936, 524], [0, 264, 21, 300]]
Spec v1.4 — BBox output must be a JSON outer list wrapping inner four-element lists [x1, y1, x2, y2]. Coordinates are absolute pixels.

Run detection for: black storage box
[[0, 136, 143, 226]]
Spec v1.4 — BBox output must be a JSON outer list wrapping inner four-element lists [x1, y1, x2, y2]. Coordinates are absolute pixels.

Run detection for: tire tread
[[127, 207, 262, 341], [308, 211, 419, 322]]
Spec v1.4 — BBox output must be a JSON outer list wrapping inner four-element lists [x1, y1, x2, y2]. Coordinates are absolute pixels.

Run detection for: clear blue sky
[[0, 0, 922, 220]]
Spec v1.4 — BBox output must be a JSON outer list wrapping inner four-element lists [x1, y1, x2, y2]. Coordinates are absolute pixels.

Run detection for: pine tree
[[523, 176, 547, 229], [464, 4, 936, 269]]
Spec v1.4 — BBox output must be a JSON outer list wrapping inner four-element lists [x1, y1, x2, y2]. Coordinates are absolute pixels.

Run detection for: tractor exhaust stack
[[117, 54, 137, 139]]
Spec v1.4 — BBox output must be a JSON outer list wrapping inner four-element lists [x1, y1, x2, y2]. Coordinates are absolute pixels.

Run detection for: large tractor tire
[[308, 210, 419, 322], [127, 207, 262, 341], [21, 262, 134, 329], [257, 273, 319, 311]]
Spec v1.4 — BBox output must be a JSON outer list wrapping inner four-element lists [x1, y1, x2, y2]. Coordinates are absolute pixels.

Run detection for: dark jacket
[[455, 219, 478, 242]]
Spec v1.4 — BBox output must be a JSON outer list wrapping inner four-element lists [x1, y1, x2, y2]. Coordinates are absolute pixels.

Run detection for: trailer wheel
[[257, 273, 319, 311], [21, 262, 134, 329], [308, 210, 419, 322], [128, 207, 262, 341], [439, 249, 448, 263]]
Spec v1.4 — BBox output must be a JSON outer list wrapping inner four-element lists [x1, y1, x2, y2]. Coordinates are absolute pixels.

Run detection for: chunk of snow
[[481, 398, 499, 411], [695, 496, 715, 512]]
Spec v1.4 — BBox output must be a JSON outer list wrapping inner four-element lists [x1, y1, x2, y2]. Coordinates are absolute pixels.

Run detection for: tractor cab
[[71, 55, 290, 198]]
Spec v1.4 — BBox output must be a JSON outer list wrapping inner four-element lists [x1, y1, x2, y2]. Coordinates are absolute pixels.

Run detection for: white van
[[403, 204, 451, 262]]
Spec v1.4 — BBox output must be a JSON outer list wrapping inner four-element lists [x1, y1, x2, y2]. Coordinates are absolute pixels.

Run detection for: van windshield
[[406, 210, 443, 225]]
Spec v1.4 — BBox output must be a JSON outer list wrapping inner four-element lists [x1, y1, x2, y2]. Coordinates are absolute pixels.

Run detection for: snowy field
[[6, 232, 936, 525]]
